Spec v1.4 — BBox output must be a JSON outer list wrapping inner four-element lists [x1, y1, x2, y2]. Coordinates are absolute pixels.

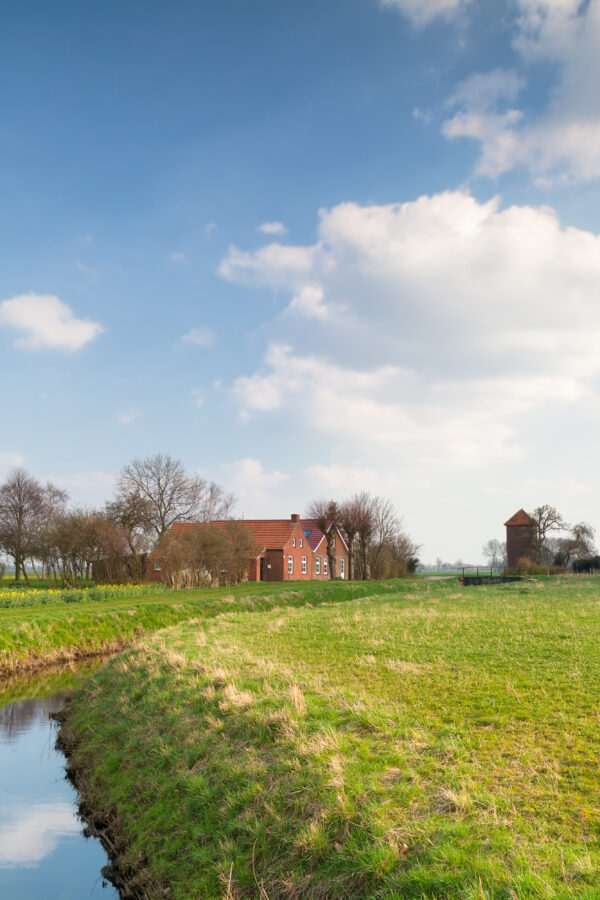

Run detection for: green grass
[[0, 579, 401, 674], [60, 575, 600, 899]]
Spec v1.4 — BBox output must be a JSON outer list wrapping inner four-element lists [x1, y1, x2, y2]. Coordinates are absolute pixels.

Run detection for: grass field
[[0, 579, 400, 674], [59, 575, 600, 899]]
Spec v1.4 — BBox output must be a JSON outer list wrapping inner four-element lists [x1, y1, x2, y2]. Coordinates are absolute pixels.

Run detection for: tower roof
[[504, 509, 537, 527]]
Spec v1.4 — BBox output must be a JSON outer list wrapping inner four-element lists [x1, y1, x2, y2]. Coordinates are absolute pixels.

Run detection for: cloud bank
[[444, 0, 600, 184], [222, 190, 600, 471]]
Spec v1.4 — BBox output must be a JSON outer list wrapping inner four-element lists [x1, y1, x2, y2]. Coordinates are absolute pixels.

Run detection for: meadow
[[0, 579, 399, 674], [59, 576, 600, 899]]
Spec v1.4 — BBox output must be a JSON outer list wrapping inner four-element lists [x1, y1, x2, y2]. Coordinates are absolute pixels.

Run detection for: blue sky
[[2, 0, 600, 562]]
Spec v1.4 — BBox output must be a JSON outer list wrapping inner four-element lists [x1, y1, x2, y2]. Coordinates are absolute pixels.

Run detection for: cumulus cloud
[[223, 191, 600, 470], [219, 457, 289, 509], [181, 327, 216, 348], [380, 0, 470, 27], [258, 221, 288, 235], [219, 243, 318, 289], [443, 0, 600, 183], [0, 294, 102, 351], [118, 408, 141, 426]]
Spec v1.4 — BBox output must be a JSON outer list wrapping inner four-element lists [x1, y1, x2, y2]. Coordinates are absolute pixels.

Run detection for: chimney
[[291, 513, 300, 523]]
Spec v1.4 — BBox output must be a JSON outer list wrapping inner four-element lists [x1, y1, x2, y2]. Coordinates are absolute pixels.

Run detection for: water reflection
[[0, 666, 118, 899], [0, 802, 80, 867]]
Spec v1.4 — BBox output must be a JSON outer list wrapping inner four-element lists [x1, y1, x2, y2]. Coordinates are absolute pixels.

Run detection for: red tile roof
[[170, 517, 350, 555], [171, 519, 299, 554], [299, 519, 326, 551], [504, 509, 537, 527], [300, 519, 348, 552]]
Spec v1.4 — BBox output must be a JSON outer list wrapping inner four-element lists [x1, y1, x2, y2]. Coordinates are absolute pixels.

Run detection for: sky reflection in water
[[0, 680, 118, 899]]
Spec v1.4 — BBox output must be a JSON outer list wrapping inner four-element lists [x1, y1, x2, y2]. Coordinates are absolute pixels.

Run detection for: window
[[302, 556, 307, 574], [316, 557, 320, 575], [292, 538, 296, 547], [288, 555, 293, 575], [299, 538, 303, 548], [323, 557, 328, 576], [340, 558, 345, 579]]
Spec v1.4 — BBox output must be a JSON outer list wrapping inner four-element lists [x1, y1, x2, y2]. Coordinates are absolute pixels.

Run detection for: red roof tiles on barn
[[171, 519, 301, 554], [504, 509, 537, 527]]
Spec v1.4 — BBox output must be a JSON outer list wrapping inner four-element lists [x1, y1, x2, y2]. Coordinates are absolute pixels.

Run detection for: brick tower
[[504, 509, 537, 571]]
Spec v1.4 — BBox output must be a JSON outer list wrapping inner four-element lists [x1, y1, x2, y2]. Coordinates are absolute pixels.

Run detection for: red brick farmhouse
[[154, 513, 349, 582]]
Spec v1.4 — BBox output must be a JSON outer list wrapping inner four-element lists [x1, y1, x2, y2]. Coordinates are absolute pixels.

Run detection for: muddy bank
[[0, 637, 137, 679]]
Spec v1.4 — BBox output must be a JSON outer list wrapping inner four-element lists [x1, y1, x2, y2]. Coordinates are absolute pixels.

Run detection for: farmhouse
[[162, 513, 349, 582]]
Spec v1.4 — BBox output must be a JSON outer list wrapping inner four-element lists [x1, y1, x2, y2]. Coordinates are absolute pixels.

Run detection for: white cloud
[[191, 389, 205, 408], [47, 471, 116, 507], [170, 251, 186, 263], [287, 284, 340, 320], [0, 294, 102, 351], [412, 106, 432, 123], [224, 191, 600, 471], [181, 327, 216, 348], [258, 221, 289, 235], [380, 0, 470, 27], [219, 457, 289, 510], [443, 1, 600, 183], [118, 408, 141, 426], [219, 243, 318, 288], [0, 451, 25, 468]]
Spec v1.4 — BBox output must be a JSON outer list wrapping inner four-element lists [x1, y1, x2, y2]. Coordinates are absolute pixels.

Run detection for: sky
[[2, 0, 600, 563]]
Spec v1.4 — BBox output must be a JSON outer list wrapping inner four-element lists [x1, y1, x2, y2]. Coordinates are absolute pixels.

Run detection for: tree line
[[307, 494, 420, 580], [0, 455, 233, 586], [483, 504, 597, 573], [0, 455, 419, 586]]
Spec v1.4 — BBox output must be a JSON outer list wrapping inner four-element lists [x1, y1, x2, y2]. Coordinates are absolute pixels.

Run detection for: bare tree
[[530, 504, 567, 564], [552, 522, 596, 568], [306, 498, 339, 578], [338, 496, 363, 581], [355, 492, 377, 580], [153, 522, 254, 589], [115, 453, 234, 541], [318, 491, 419, 581], [482, 539, 506, 571], [369, 497, 401, 579], [0, 469, 67, 584]]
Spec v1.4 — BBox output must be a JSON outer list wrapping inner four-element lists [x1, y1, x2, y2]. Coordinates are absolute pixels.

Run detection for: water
[[0, 665, 119, 900]]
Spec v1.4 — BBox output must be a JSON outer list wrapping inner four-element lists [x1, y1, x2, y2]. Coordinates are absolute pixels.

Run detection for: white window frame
[[316, 557, 320, 575], [292, 538, 296, 547], [288, 555, 293, 575], [340, 558, 345, 579], [299, 538, 303, 548], [323, 557, 328, 576], [302, 556, 307, 574]]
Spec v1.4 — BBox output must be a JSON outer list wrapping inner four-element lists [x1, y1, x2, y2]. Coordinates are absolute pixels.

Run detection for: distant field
[[61, 576, 600, 899]]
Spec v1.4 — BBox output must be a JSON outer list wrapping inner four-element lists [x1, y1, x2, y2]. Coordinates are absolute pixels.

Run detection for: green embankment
[[61, 577, 600, 899], [0, 580, 399, 674]]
